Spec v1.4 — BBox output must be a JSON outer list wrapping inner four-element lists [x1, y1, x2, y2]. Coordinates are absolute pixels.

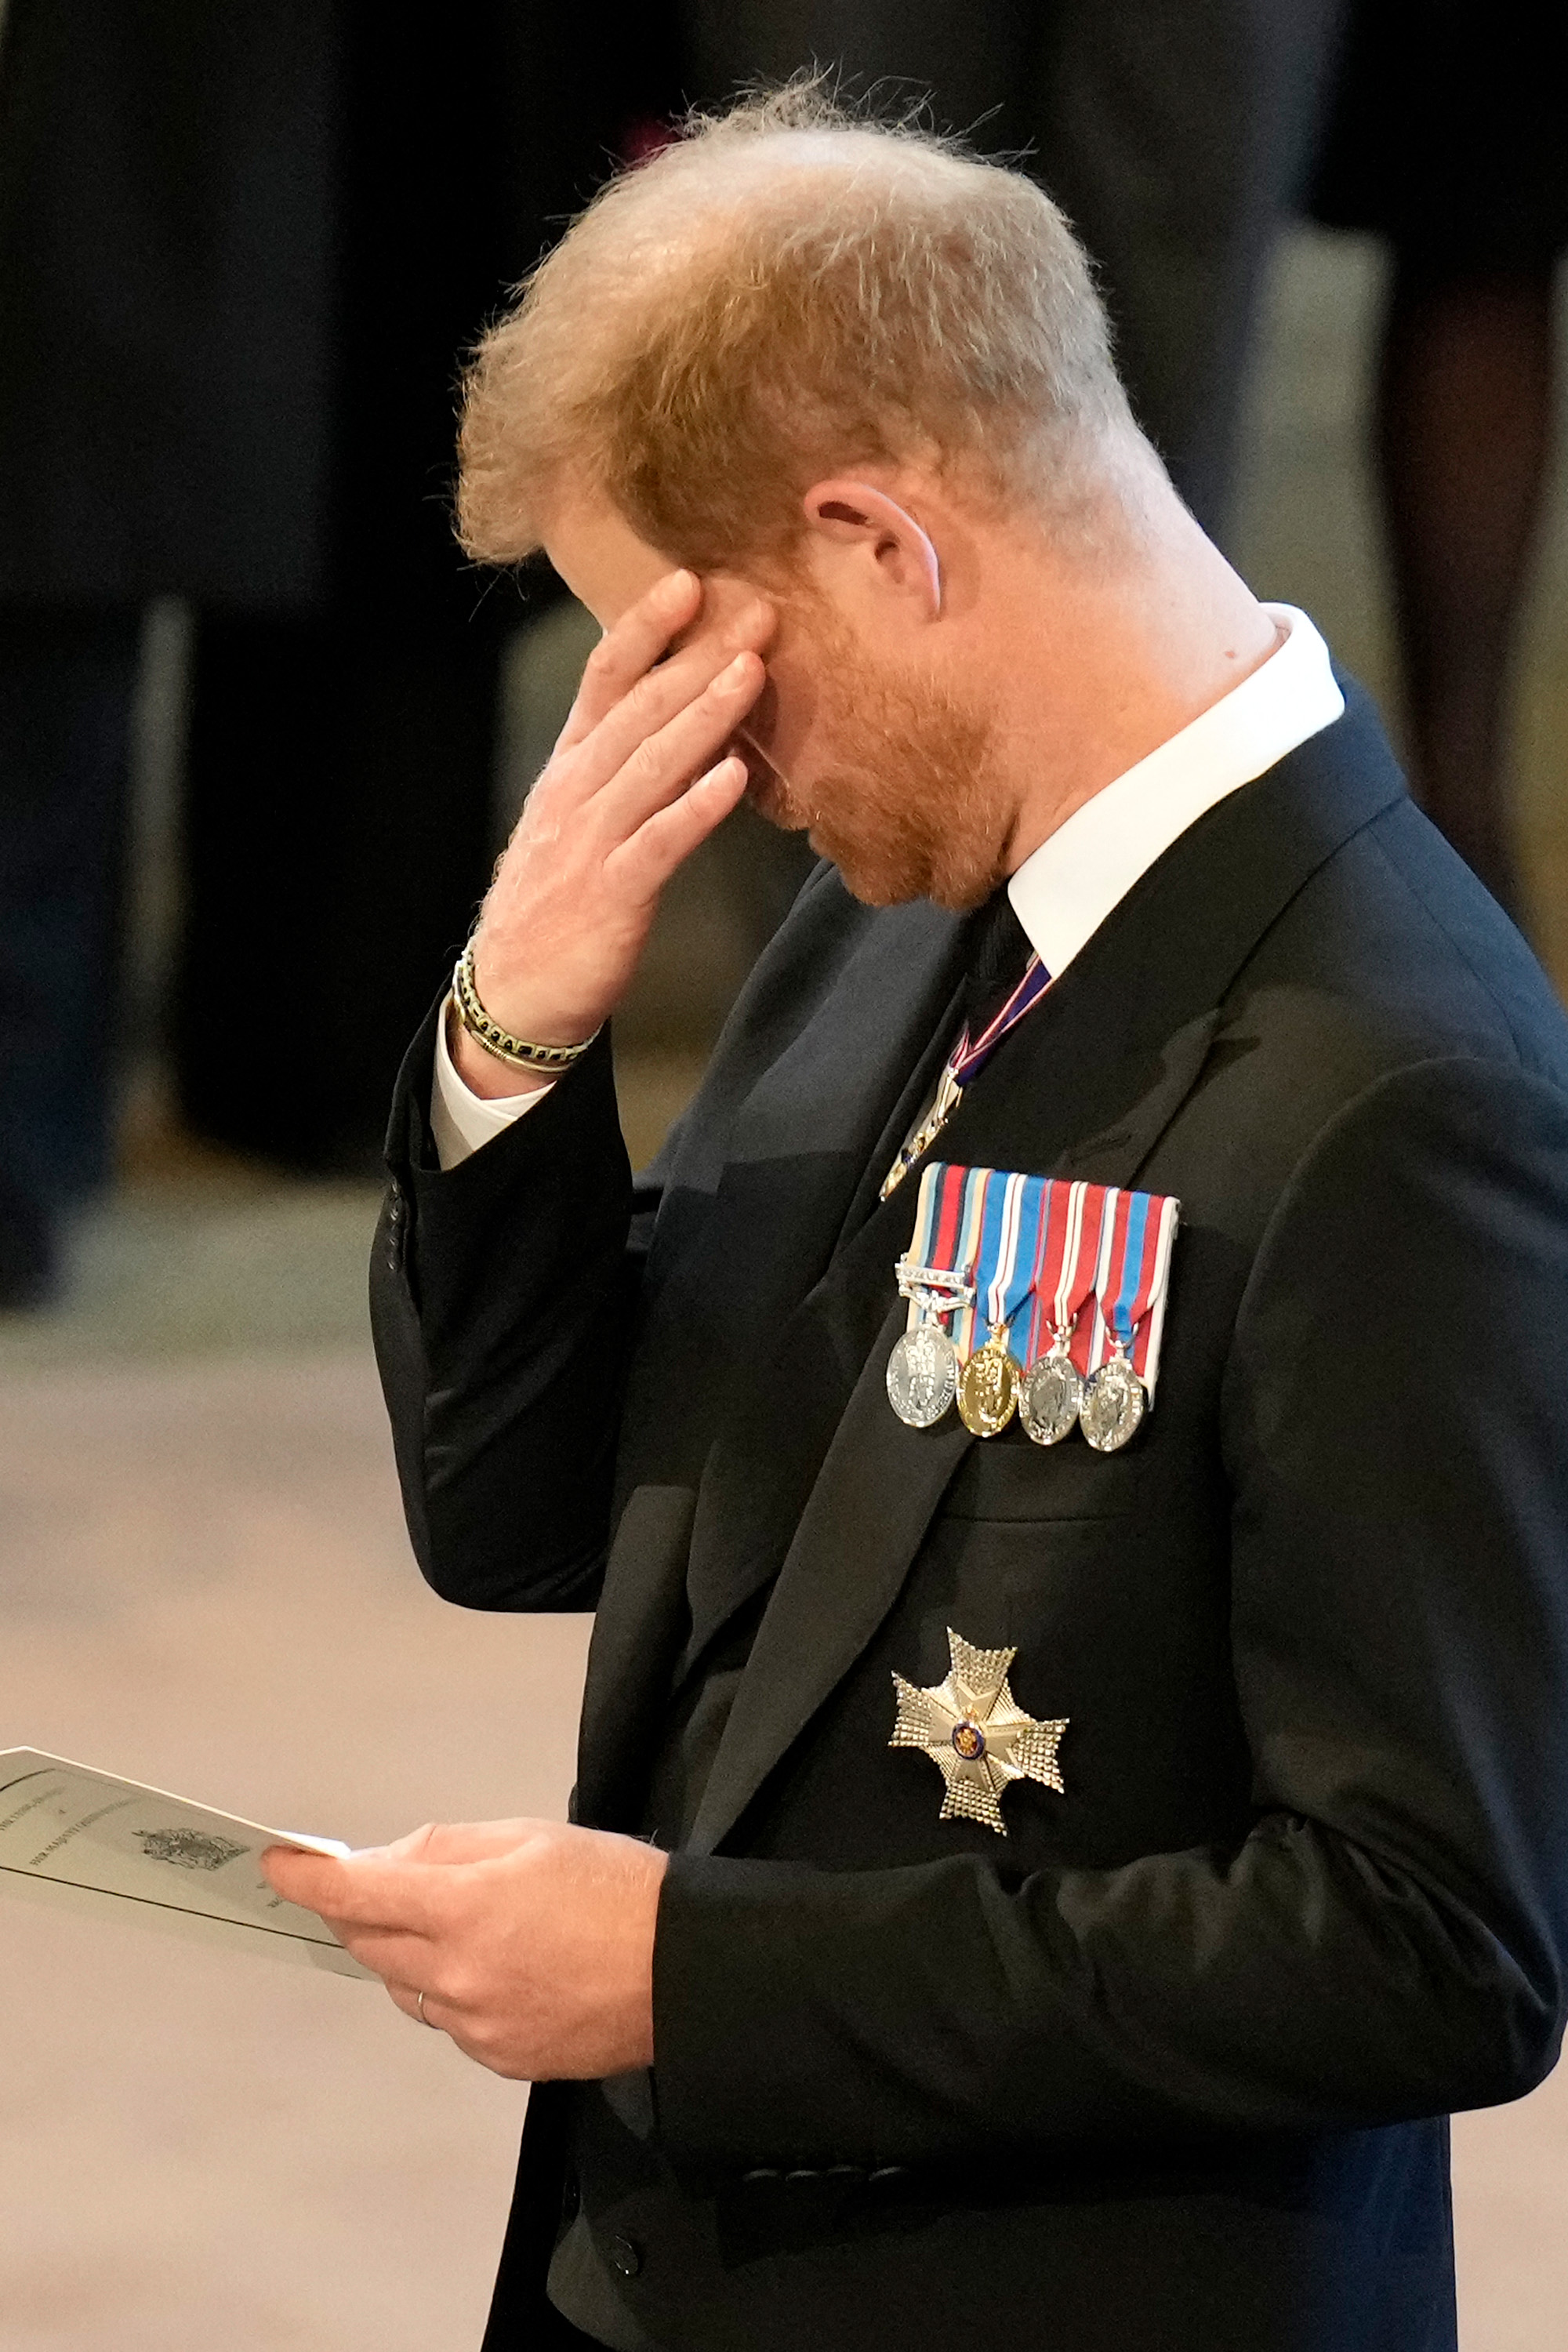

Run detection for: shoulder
[[1156, 784, 1568, 1244], [1222, 1053, 1568, 1500]]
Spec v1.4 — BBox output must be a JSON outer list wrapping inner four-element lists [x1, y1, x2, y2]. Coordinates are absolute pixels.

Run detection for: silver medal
[[1078, 1350, 1147, 1453], [1019, 1341, 1084, 1447], [887, 1322, 960, 1428]]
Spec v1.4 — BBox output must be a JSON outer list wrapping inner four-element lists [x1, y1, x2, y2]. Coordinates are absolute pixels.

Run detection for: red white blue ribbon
[[902, 1161, 1180, 1401], [880, 950, 1052, 1200], [949, 955, 1052, 1087]]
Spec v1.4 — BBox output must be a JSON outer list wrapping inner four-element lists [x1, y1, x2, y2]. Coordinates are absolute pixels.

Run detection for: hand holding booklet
[[0, 1748, 374, 1978]]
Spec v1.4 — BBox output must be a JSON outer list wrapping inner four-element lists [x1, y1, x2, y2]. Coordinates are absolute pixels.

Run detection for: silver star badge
[[891, 1627, 1067, 1836]]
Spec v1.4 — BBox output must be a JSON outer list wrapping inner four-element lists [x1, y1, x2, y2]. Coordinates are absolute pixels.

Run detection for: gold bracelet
[[451, 944, 601, 1073]]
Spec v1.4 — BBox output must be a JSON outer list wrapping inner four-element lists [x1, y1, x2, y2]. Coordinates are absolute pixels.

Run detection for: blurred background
[[0, 4, 1564, 2345]]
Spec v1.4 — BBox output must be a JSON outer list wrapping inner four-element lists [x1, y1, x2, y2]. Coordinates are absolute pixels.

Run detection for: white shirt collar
[[1007, 604, 1344, 978]]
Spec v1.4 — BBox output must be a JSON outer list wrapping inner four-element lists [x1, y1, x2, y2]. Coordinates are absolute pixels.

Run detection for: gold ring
[[416, 1989, 434, 2027]]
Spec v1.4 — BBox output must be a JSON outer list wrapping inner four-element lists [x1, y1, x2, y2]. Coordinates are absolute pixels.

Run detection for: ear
[[800, 480, 942, 616]]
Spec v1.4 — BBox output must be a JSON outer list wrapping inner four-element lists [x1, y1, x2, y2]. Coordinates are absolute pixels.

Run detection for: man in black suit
[[268, 91, 1568, 2352]]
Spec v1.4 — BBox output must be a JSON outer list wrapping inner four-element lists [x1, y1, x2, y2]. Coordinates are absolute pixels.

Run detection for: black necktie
[[960, 892, 1035, 1039]]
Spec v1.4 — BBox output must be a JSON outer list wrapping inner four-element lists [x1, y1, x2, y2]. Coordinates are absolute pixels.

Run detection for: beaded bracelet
[[451, 942, 601, 1073]]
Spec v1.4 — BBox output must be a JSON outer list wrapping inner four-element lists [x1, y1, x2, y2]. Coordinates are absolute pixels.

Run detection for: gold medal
[[956, 1322, 1020, 1437]]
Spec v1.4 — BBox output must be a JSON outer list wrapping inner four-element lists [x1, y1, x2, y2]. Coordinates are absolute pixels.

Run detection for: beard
[[744, 603, 1011, 912]]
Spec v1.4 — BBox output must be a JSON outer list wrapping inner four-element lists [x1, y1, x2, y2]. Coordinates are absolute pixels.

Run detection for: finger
[[557, 569, 702, 750], [387, 1985, 507, 2074], [591, 652, 765, 839], [321, 1920, 437, 1982], [554, 615, 770, 815], [605, 756, 750, 901], [384, 1978, 452, 2034], [262, 1844, 350, 1908], [262, 1845, 443, 1933]]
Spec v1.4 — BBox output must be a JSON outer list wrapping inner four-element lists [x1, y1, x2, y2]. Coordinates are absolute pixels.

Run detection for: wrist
[[445, 1000, 557, 1103], [453, 942, 601, 1081], [468, 931, 602, 1056]]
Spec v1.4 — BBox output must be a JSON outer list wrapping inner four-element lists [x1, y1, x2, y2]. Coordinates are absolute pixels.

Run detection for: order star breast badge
[[891, 1628, 1067, 1835]]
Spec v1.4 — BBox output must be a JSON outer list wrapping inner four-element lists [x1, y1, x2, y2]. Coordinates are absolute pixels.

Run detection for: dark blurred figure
[[1311, 5, 1567, 915], [0, 3, 332, 1303], [677, 2, 1348, 943], [0, 1, 676, 1302]]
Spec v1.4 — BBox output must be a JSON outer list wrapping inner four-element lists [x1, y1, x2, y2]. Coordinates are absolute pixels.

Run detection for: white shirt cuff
[[430, 1000, 555, 1169]]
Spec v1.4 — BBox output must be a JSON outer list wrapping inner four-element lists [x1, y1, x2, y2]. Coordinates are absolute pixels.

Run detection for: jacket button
[[608, 2234, 643, 2279], [869, 2165, 908, 2185], [785, 2168, 818, 2183], [741, 2167, 780, 2184]]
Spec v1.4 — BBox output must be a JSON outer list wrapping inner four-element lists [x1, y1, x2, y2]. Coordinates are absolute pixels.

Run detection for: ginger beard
[[742, 595, 1009, 913]]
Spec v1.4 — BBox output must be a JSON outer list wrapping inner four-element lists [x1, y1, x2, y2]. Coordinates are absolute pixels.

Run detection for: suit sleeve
[[652, 1055, 1568, 2165], [370, 1002, 648, 1611]]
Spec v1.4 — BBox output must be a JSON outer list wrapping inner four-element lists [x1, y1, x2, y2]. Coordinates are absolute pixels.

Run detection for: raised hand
[[454, 569, 775, 1097]]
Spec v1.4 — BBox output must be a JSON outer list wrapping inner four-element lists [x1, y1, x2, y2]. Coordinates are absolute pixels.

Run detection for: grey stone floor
[[0, 1355, 588, 2350], [2, 230, 1566, 2347]]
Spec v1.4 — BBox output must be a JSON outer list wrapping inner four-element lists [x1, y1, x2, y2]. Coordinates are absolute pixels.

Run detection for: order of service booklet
[[0, 1748, 375, 1978]]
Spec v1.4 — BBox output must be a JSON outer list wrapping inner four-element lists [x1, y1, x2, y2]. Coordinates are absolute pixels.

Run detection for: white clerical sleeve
[[430, 1004, 554, 1170]]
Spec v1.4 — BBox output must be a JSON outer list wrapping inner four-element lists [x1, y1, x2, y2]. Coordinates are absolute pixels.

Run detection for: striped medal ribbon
[[886, 1161, 976, 1429], [888, 1163, 1044, 1436], [953, 1167, 1046, 1437], [1077, 1186, 1181, 1453], [889, 1161, 1181, 1450], [1016, 1179, 1113, 1446], [950, 957, 1054, 1084], [880, 953, 1052, 1202]]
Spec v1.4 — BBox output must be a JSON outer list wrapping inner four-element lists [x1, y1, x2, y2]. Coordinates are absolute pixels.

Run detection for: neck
[[991, 499, 1283, 873]]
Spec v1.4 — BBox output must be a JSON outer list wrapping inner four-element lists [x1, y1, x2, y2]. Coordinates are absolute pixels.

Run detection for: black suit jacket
[[372, 687, 1568, 2352]]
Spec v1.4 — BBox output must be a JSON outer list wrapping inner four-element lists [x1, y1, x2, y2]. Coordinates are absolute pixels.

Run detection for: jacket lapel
[[668, 963, 970, 1674], [573, 889, 975, 1829]]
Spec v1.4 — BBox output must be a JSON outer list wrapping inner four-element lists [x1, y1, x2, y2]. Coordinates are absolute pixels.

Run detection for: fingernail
[[720, 653, 753, 688], [665, 569, 695, 601]]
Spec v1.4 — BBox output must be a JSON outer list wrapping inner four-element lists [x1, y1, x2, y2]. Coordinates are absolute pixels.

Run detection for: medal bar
[[886, 1162, 1181, 1450]]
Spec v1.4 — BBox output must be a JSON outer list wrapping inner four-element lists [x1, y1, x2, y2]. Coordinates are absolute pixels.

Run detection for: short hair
[[456, 82, 1142, 572]]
